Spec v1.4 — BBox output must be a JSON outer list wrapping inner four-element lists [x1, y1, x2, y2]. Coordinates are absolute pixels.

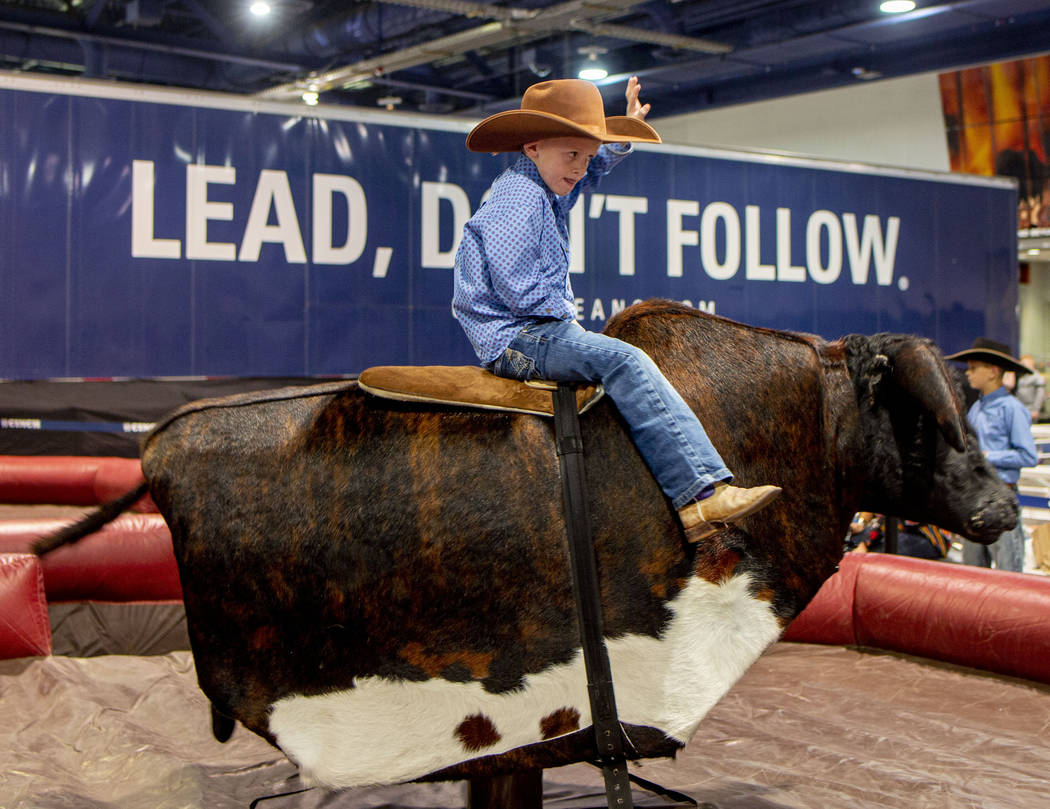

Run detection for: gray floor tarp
[[3, 642, 1048, 809]]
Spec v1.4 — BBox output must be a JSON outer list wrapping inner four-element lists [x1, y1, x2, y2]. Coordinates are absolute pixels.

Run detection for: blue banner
[[0, 76, 1018, 379]]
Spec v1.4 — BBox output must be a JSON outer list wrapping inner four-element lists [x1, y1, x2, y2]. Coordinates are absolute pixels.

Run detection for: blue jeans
[[490, 319, 731, 508], [961, 506, 1026, 572]]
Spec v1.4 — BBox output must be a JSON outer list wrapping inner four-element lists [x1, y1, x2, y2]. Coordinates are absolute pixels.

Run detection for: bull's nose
[[968, 496, 1018, 543]]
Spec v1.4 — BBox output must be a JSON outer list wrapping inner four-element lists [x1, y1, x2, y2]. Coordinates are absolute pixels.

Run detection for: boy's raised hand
[[626, 76, 651, 121]]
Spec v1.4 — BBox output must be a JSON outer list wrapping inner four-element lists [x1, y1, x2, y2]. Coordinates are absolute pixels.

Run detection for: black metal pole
[[884, 516, 898, 554]]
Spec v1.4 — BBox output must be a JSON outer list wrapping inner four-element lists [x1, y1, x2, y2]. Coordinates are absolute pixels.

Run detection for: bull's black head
[[843, 333, 1017, 544]]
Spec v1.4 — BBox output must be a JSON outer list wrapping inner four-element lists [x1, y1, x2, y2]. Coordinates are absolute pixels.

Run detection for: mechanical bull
[[38, 299, 1016, 790]]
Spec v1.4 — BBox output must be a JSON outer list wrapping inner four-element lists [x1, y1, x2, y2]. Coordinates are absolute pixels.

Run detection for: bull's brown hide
[[133, 299, 1014, 781]]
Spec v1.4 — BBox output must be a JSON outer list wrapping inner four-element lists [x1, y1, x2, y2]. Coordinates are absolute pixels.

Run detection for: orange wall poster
[[940, 54, 1050, 235]]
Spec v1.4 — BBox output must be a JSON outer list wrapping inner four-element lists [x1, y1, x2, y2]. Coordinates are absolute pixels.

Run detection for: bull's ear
[[890, 341, 967, 452]]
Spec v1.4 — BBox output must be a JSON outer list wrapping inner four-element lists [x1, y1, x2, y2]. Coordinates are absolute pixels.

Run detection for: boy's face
[[965, 360, 1004, 395], [523, 136, 600, 196]]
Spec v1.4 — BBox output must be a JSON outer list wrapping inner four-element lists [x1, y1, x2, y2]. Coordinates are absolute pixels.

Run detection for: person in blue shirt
[[453, 77, 780, 542], [947, 338, 1038, 571]]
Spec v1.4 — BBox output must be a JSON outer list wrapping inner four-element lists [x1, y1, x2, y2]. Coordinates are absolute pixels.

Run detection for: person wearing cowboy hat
[[946, 337, 1038, 571], [452, 77, 780, 542]]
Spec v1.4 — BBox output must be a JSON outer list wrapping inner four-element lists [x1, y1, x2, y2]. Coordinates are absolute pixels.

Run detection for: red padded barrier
[[784, 553, 1050, 685], [781, 553, 861, 646], [0, 553, 52, 658], [0, 515, 179, 602], [0, 455, 156, 511], [853, 555, 1050, 685]]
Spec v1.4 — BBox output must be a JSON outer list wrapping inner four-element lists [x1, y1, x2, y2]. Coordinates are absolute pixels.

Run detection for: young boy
[[452, 77, 780, 542], [947, 338, 1038, 571]]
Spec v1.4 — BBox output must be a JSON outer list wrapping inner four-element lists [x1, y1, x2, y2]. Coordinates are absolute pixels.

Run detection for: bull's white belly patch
[[268, 572, 781, 789]]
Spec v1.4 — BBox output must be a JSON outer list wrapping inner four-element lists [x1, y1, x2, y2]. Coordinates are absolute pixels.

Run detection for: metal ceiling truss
[[0, 1, 1048, 117], [258, 0, 733, 100]]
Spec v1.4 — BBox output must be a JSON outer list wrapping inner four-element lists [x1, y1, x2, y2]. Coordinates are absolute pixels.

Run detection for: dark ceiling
[[1, 0, 1048, 118]]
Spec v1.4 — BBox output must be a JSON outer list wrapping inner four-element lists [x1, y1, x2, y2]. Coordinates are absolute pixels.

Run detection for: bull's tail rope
[[31, 480, 150, 556]]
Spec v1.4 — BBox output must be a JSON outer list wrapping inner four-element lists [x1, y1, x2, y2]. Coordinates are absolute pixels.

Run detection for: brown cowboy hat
[[945, 337, 1031, 376], [466, 79, 661, 153]]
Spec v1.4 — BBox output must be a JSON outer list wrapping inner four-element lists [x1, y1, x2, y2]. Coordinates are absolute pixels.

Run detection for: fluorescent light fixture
[[880, 0, 916, 12], [249, 1, 271, 17], [301, 91, 319, 105], [577, 45, 608, 82], [1027, 248, 1040, 256]]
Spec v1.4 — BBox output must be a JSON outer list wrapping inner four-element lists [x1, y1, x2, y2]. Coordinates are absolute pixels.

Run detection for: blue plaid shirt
[[967, 386, 1037, 484], [453, 145, 630, 365]]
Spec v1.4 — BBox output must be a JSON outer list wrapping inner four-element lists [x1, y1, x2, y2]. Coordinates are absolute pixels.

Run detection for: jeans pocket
[[492, 347, 536, 381]]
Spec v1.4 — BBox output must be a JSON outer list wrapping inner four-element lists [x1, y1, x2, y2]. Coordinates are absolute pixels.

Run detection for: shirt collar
[[979, 385, 1009, 403]]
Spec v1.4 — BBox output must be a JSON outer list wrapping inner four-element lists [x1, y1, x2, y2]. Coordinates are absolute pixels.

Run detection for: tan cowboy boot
[[678, 483, 782, 543]]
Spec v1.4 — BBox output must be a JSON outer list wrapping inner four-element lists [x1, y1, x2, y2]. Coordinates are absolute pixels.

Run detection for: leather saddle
[[357, 365, 603, 417]]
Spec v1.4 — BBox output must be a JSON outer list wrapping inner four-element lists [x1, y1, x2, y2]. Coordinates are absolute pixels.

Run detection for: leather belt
[[553, 383, 634, 808], [553, 383, 699, 809]]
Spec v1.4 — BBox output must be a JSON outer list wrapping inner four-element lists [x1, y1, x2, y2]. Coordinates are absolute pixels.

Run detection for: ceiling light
[[249, 1, 271, 17], [377, 95, 402, 111], [1027, 248, 1040, 256], [579, 66, 608, 81], [880, 1, 916, 12], [577, 45, 608, 82], [301, 91, 319, 106]]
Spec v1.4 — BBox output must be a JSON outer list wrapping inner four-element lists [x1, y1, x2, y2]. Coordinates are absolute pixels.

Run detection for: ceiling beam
[[257, 20, 513, 98], [567, 19, 731, 54], [370, 0, 536, 22], [257, 0, 733, 100], [368, 74, 495, 100], [0, 18, 304, 72]]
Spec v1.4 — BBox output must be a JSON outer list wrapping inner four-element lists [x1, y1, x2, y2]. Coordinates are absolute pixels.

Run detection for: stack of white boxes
[[1020, 424, 1050, 573]]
